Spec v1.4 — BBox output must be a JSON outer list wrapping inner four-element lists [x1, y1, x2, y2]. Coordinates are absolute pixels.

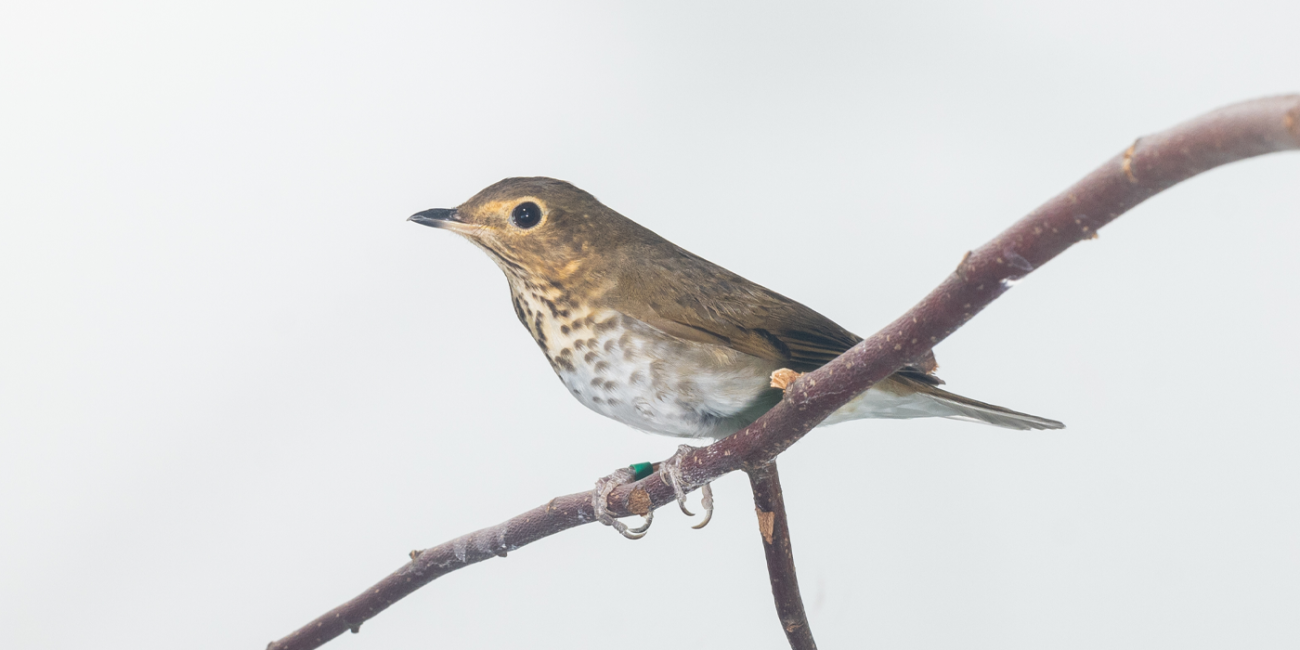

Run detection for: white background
[[2, 2, 1298, 648]]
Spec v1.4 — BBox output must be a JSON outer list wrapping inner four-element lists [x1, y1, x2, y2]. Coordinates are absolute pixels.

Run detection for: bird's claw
[[691, 482, 714, 529], [660, 445, 715, 529], [593, 467, 653, 540], [593, 447, 714, 538]]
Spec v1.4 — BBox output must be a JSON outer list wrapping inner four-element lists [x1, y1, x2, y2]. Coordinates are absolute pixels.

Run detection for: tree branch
[[268, 95, 1300, 650], [747, 461, 816, 649]]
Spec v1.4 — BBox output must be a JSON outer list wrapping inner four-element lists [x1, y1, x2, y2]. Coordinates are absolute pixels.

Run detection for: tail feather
[[817, 374, 1065, 430], [818, 375, 1065, 430], [920, 385, 1064, 431]]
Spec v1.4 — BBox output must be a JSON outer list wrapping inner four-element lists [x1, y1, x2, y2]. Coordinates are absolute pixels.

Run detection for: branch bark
[[268, 95, 1300, 650], [748, 461, 816, 649]]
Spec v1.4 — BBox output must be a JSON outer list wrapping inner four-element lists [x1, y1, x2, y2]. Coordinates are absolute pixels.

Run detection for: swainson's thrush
[[410, 177, 1062, 534]]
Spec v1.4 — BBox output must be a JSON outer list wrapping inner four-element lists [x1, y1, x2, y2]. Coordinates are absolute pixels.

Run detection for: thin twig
[[747, 461, 816, 650], [268, 95, 1300, 650]]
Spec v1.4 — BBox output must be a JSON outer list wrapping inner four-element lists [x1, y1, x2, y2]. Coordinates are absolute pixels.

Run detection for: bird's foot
[[660, 445, 714, 529], [593, 466, 653, 540]]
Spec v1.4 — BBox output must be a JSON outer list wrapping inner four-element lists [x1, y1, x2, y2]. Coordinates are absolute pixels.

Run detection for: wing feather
[[606, 247, 939, 380]]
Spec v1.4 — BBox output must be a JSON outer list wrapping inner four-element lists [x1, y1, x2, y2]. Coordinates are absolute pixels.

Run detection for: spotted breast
[[508, 275, 781, 439]]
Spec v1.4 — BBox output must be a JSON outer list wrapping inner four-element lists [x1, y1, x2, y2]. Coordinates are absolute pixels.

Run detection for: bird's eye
[[510, 202, 542, 229]]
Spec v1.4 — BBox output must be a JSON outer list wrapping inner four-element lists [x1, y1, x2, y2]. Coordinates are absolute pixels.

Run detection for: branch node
[[1285, 103, 1300, 145], [955, 250, 973, 281], [1121, 137, 1141, 183], [627, 486, 652, 516], [769, 368, 802, 392], [756, 508, 776, 544]]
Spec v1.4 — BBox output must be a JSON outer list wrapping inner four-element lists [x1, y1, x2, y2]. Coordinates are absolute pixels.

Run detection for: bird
[[410, 177, 1063, 536]]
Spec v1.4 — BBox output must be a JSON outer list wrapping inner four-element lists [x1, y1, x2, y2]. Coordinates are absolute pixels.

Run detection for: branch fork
[[269, 95, 1300, 650]]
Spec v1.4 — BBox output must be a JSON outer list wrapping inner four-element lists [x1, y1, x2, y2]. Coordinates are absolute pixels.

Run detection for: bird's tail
[[819, 375, 1064, 431], [915, 384, 1064, 430]]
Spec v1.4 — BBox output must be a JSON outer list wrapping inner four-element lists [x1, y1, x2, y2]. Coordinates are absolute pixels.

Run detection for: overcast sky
[[2, 2, 1298, 649]]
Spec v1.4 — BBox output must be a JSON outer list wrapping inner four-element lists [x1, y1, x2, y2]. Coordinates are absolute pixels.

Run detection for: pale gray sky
[[2, 1, 1298, 648]]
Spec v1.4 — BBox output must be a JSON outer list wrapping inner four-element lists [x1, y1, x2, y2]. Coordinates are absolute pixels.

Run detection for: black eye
[[510, 202, 542, 229]]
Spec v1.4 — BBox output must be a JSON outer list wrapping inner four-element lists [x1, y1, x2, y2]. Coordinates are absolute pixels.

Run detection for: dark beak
[[408, 208, 460, 228], [409, 208, 478, 236]]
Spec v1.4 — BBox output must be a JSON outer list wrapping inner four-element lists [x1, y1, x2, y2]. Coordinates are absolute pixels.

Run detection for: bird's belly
[[541, 310, 779, 439], [526, 303, 947, 438]]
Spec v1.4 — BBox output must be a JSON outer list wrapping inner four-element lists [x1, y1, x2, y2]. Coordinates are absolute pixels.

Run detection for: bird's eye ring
[[511, 202, 542, 229]]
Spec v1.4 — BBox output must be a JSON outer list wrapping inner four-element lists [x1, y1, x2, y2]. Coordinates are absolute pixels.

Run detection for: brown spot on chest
[[532, 312, 547, 346], [511, 296, 528, 326], [542, 297, 560, 318], [593, 316, 621, 333]]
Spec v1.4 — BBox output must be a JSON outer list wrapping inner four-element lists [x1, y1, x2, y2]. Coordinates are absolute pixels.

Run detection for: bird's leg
[[592, 467, 653, 540], [659, 444, 714, 529]]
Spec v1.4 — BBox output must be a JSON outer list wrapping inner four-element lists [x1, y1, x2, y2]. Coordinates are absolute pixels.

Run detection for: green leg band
[[629, 462, 654, 481]]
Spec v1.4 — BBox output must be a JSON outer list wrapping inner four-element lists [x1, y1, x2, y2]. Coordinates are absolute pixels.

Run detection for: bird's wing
[[609, 250, 940, 382]]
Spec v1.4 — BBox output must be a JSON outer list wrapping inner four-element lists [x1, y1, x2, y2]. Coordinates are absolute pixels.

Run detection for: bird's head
[[410, 177, 650, 284]]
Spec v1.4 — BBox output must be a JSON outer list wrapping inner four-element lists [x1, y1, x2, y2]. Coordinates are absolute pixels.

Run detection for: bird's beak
[[408, 208, 477, 236]]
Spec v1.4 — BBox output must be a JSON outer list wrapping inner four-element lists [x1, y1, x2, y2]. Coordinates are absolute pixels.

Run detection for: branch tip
[[749, 463, 816, 648]]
